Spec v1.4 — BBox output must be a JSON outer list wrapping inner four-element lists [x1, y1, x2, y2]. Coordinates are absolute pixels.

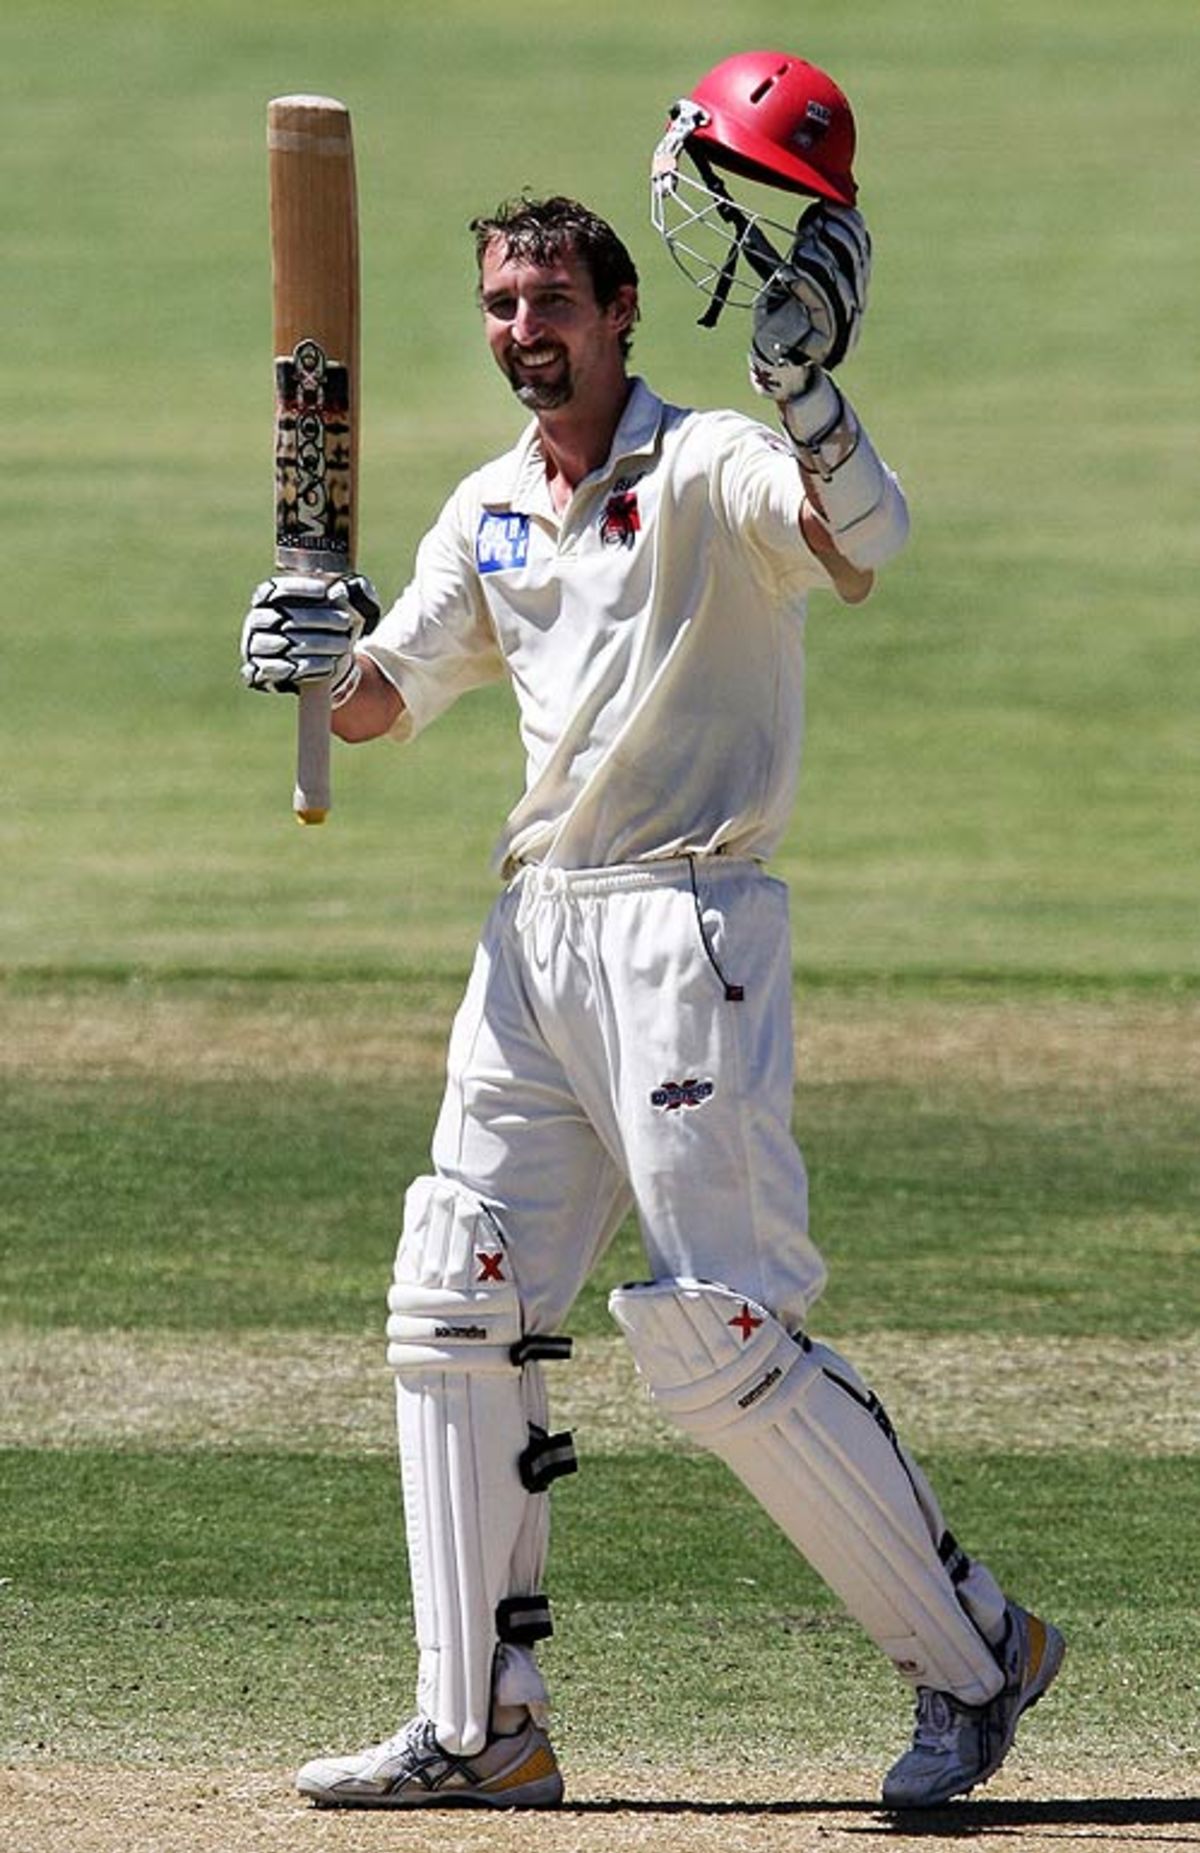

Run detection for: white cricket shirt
[[363, 378, 837, 876]]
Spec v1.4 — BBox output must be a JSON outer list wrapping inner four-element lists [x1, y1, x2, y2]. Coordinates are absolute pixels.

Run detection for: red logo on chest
[[599, 489, 640, 548]]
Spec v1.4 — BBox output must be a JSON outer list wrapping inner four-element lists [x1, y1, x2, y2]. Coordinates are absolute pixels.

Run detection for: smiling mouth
[[510, 345, 563, 373]]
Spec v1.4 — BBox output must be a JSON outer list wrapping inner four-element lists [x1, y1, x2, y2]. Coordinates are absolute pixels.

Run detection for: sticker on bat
[[274, 338, 352, 560]]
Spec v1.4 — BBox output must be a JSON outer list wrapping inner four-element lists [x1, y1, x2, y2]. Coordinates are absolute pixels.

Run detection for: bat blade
[[267, 94, 360, 824]]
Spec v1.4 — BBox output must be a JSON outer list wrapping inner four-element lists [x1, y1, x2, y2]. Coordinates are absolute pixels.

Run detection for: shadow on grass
[[568, 1794, 1200, 1836]]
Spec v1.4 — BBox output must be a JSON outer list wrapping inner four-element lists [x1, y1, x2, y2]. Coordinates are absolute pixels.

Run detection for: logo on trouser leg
[[650, 1077, 715, 1111]]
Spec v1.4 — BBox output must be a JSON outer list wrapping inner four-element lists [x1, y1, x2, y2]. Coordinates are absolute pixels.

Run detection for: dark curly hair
[[470, 195, 640, 358]]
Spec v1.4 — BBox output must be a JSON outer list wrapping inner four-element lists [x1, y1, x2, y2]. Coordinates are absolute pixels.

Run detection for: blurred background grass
[[3, 0, 1196, 980]]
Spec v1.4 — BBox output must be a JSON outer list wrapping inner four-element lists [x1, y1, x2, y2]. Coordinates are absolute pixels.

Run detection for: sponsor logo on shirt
[[599, 488, 640, 549], [477, 511, 530, 574]]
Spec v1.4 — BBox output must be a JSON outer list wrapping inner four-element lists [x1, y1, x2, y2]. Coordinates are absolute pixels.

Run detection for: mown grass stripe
[[4, 965, 1200, 993], [3, 1329, 1195, 1458]]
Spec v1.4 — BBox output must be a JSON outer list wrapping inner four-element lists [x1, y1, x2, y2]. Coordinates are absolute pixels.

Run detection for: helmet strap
[[689, 148, 785, 330]]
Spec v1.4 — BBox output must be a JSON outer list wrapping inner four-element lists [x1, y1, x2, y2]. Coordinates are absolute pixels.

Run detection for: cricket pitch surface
[[3, 1764, 1198, 1853]]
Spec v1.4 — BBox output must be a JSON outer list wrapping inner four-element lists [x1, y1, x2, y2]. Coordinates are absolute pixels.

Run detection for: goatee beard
[[508, 360, 572, 411]]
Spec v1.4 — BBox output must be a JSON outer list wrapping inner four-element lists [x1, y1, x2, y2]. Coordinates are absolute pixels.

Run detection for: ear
[[608, 282, 639, 335]]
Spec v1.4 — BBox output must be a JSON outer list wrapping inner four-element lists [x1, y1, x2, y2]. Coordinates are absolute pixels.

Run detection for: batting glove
[[240, 573, 381, 696], [749, 202, 871, 400]]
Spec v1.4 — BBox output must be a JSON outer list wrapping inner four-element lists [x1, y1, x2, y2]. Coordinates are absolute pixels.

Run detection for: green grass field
[[2, 2, 1198, 1847]]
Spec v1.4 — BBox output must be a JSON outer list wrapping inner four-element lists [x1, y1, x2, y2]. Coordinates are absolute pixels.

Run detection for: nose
[[511, 296, 544, 347]]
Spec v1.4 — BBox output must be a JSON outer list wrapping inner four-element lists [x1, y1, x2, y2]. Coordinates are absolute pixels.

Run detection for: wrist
[[749, 346, 812, 405], [330, 654, 363, 709], [779, 372, 861, 484], [779, 368, 841, 442]]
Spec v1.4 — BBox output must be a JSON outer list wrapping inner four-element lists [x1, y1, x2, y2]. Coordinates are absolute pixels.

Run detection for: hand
[[240, 573, 381, 695], [749, 203, 871, 400]]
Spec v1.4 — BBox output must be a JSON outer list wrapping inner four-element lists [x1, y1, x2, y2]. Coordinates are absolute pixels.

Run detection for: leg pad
[[610, 1276, 1003, 1702], [389, 1177, 573, 1752]]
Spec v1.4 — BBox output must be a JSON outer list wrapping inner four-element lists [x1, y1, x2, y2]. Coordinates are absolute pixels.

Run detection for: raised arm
[[748, 203, 909, 595]]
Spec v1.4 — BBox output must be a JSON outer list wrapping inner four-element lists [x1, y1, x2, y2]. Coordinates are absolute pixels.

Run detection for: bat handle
[[294, 678, 333, 824]]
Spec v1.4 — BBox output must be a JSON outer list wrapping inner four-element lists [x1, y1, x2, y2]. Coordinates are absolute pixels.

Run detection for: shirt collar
[[492, 378, 666, 514]]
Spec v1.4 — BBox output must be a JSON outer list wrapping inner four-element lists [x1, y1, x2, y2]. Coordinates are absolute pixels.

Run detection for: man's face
[[479, 240, 634, 413]]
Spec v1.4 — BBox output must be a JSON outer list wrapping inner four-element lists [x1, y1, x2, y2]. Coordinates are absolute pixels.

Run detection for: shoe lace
[[377, 1716, 438, 1763]]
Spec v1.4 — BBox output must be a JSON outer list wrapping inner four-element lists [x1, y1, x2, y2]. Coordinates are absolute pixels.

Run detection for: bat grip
[[294, 678, 333, 824]]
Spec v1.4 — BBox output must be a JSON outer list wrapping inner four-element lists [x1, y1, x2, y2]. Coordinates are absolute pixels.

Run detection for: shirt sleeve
[[710, 414, 834, 593], [360, 480, 506, 741]]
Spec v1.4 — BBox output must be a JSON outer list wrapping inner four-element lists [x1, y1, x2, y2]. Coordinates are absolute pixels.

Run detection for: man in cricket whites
[[242, 52, 1064, 1813]]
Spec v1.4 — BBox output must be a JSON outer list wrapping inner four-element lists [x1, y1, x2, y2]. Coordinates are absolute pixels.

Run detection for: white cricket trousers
[[425, 856, 828, 1330]]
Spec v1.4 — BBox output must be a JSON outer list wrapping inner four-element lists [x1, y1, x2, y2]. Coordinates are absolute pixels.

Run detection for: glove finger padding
[[750, 202, 871, 394], [329, 572, 383, 636], [240, 572, 381, 694]]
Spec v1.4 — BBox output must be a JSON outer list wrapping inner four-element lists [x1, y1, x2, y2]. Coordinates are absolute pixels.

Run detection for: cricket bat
[[267, 94, 360, 824]]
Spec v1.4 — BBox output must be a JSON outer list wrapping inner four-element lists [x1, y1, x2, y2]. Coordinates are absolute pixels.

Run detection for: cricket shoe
[[882, 1600, 1066, 1809], [295, 1712, 564, 1809]]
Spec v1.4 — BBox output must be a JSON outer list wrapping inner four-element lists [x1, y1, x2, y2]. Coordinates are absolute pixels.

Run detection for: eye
[[483, 293, 517, 321]]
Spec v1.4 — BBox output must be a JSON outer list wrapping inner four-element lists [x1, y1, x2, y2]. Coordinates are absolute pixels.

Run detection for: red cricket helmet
[[685, 51, 858, 206], [650, 51, 860, 325]]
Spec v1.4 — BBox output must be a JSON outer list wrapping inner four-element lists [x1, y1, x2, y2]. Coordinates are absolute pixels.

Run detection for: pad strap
[[496, 1593, 554, 1646], [511, 1333, 574, 1366], [518, 1425, 579, 1493], [939, 1528, 971, 1587]]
